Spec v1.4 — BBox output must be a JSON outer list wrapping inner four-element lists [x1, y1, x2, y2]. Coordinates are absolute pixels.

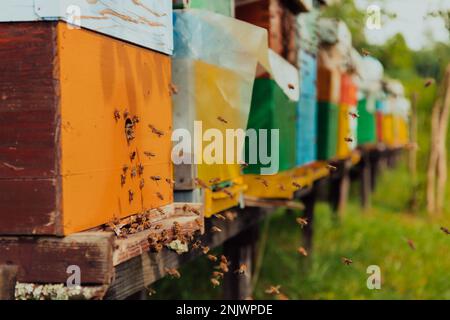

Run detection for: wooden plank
[[0, 0, 173, 55], [0, 232, 114, 284], [244, 196, 305, 210], [0, 22, 61, 235], [112, 203, 204, 266], [105, 207, 268, 300], [0, 265, 18, 300]]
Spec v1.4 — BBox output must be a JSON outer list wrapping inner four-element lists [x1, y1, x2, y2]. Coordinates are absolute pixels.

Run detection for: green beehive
[[244, 78, 297, 175], [317, 102, 338, 160], [189, 0, 234, 16], [357, 98, 376, 144]]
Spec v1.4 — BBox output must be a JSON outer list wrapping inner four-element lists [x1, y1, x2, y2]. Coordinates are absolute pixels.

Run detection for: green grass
[[151, 163, 450, 300]]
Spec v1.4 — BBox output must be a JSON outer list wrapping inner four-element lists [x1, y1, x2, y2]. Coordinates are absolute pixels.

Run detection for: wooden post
[[223, 223, 259, 300], [329, 160, 351, 217], [359, 151, 372, 210], [0, 265, 18, 300], [301, 182, 317, 251]]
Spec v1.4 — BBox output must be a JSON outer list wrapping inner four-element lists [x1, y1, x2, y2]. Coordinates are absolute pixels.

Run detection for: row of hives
[[0, 0, 409, 239]]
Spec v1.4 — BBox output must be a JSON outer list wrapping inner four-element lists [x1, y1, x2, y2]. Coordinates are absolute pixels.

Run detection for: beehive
[[375, 99, 386, 142], [337, 73, 358, 158], [0, 1, 174, 235], [244, 78, 298, 174], [317, 102, 339, 160], [236, 0, 293, 61], [356, 96, 377, 145], [172, 10, 269, 217], [296, 50, 318, 166]]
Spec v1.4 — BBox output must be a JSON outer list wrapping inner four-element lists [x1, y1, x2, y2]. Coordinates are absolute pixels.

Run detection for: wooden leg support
[[0, 265, 18, 300], [360, 153, 372, 210], [301, 183, 317, 252], [223, 223, 259, 300], [329, 160, 351, 217]]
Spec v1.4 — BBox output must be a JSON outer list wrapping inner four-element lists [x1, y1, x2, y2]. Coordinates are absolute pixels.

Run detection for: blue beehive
[[296, 49, 318, 166]]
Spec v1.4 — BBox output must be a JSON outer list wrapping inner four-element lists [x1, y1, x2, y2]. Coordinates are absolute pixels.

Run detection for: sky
[[354, 0, 450, 50]]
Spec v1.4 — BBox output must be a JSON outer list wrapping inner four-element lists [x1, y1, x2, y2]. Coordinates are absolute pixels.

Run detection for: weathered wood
[[244, 196, 305, 210], [105, 208, 268, 300], [0, 232, 114, 285], [223, 223, 259, 300], [0, 22, 62, 235], [112, 203, 204, 266], [329, 159, 351, 217], [0, 265, 18, 300], [0, 0, 173, 55], [300, 181, 317, 251], [359, 152, 372, 210]]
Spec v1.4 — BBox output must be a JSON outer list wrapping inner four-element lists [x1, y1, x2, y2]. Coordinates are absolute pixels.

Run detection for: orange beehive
[[0, 22, 173, 235]]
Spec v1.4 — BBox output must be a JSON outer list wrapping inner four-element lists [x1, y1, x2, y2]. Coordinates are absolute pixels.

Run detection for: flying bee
[[144, 151, 156, 158], [296, 217, 308, 228], [212, 271, 224, 279], [156, 207, 165, 215], [210, 278, 220, 288], [114, 109, 121, 122], [406, 239, 416, 250], [265, 285, 281, 295], [207, 254, 218, 262], [215, 213, 226, 220], [195, 218, 203, 229], [189, 207, 201, 216], [165, 268, 181, 279], [217, 116, 228, 124], [130, 151, 137, 162], [224, 211, 237, 221], [235, 264, 247, 275], [146, 287, 156, 297], [256, 177, 269, 187], [165, 178, 175, 186], [209, 177, 221, 184], [150, 175, 162, 182], [344, 137, 353, 143], [424, 78, 435, 88], [195, 178, 209, 189], [240, 162, 249, 169], [292, 182, 302, 190], [211, 226, 222, 233], [139, 178, 145, 190], [220, 255, 228, 264], [169, 83, 179, 96], [202, 246, 210, 255], [148, 124, 164, 137], [279, 184, 286, 191], [288, 83, 295, 90], [216, 262, 229, 273], [361, 48, 371, 57], [440, 226, 450, 235], [297, 246, 308, 257], [156, 192, 164, 200], [128, 190, 134, 203], [342, 257, 353, 265], [222, 189, 234, 199], [349, 111, 359, 119], [120, 174, 126, 187], [327, 164, 337, 171]]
